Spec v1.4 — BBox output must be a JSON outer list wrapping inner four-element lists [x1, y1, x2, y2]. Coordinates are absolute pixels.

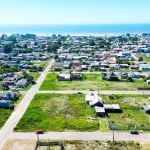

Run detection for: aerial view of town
[[0, 0, 150, 150]]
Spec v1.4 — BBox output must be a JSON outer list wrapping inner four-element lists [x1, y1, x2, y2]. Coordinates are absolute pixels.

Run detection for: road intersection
[[0, 59, 150, 149]]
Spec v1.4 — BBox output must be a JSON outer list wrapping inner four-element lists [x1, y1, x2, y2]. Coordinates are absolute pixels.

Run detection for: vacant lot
[[15, 94, 150, 132], [15, 94, 103, 131], [3, 140, 142, 150], [40, 73, 148, 91], [29, 72, 41, 81], [103, 94, 150, 130]]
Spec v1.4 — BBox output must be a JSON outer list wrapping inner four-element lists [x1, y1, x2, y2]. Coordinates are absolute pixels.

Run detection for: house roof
[[104, 104, 120, 110], [94, 106, 105, 113], [143, 105, 150, 112]]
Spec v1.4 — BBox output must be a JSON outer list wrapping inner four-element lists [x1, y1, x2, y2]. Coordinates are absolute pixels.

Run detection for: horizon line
[[1, 23, 150, 26]]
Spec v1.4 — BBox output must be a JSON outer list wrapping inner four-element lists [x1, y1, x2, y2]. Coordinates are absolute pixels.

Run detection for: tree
[[138, 56, 143, 62], [89, 39, 95, 46], [4, 44, 13, 53], [0, 82, 9, 90], [47, 41, 61, 53], [22, 71, 33, 82]]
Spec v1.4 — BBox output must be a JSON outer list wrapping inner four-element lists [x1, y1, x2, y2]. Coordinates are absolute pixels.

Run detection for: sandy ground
[[3, 139, 37, 150], [2, 139, 150, 150]]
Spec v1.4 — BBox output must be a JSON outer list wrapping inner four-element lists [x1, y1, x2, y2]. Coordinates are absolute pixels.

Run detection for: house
[[130, 65, 139, 70], [0, 45, 4, 52], [3, 77, 16, 85], [16, 78, 29, 88], [70, 73, 82, 80], [57, 72, 71, 81], [120, 72, 128, 79], [53, 62, 63, 71], [88, 95, 103, 107], [2, 92, 19, 101], [0, 100, 12, 108], [128, 72, 142, 79], [81, 65, 88, 70], [3, 92, 13, 101], [85, 92, 121, 117], [63, 61, 71, 69], [139, 64, 150, 71], [110, 64, 120, 70], [146, 80, 150, 85], [143, 105, 150, 114], [107, 57, 117, 64], [72, 55, 81, 60], [120, 64, 129, 69], [121, 51, 132, 57], [85, 92, 95, 104], [107, 72, 119, 81], [3, 73, 18, 85]]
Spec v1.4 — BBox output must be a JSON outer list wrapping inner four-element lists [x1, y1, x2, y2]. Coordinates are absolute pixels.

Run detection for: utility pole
[[112, 126, 115, 142]]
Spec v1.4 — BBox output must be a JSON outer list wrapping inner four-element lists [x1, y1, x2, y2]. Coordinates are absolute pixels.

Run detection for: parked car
[[36, 130, 44, 134], [77, 92, 83, 94], [130, 130, 139, 135]]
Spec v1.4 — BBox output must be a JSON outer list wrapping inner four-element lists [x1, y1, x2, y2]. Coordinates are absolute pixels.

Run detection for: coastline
[[0, 24, 149, 36], [0, 32, 123, 37]]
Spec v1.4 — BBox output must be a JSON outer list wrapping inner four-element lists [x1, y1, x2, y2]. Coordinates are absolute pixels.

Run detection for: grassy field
[[29, 72, 41, 81], [102, 94, 150, 130], [0, 94, 24, 128], [40, 73, 149, 91], [15, 93, 107, 132], [15, 93, 150, 132]]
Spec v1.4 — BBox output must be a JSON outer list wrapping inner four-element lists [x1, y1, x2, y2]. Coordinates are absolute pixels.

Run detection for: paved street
[[38, 90, 150, 95], [0, 59, 55, 150], [9, 131, 150, 143], [0, 58, 150, 149]]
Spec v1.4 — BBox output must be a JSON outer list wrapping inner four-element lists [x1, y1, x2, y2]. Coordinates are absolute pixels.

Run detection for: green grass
[[15, 94, 150, 132], [40, 73, 149, 90], [99, 118, 110, 131], [28, 72, 41, 81], [101, 94, 150, 130], [0, 94, 24, 128], [0, 108, 13, 128], [15, 94, 108, 132], [136, 54, 150, 63]]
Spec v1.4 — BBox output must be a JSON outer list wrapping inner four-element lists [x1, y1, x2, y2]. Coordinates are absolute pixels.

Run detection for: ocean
[[0, 24, 150, 36]]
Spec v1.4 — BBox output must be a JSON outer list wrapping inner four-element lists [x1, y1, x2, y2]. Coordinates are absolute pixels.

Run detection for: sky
[[0, 0, 150, 25]]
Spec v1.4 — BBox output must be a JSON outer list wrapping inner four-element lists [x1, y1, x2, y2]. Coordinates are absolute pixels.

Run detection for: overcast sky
[[0, 0, 150, 24]]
